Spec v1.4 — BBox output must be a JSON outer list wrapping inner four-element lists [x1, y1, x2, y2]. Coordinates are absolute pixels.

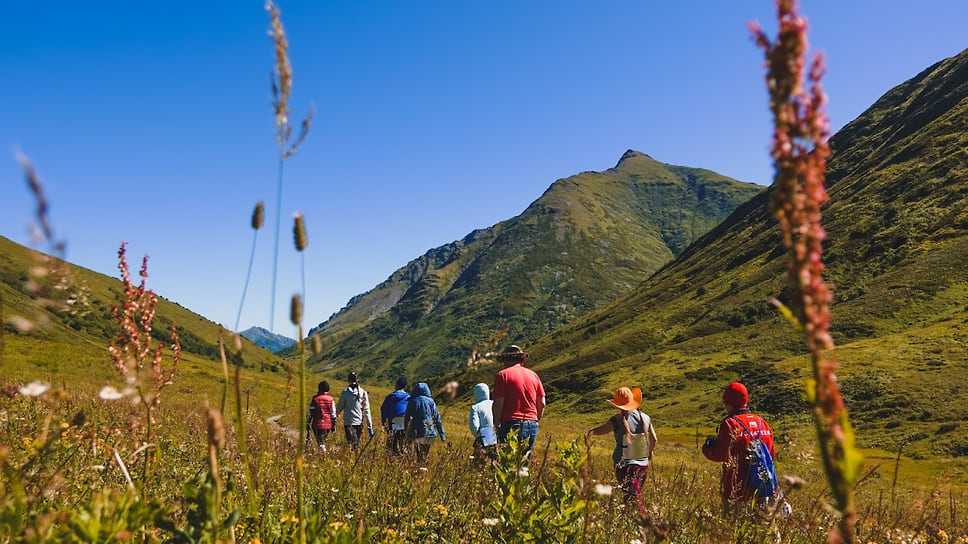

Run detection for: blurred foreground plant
[[751, 1, 862, 542], [485, 434, 588, 544], [264, 0, 313, 347]]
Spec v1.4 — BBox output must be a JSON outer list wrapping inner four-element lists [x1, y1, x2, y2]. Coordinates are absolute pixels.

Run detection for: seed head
[[293, 212, 307, 251], [252, 201, 265, 230], [290, 294, 302, 325], [206, 407, 226, 451]]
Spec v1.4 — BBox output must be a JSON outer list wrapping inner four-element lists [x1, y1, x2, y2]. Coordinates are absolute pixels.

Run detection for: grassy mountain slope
[[0, 236, 287, 385], [517, 48, 968, 458], [308, 151, 763, 380]]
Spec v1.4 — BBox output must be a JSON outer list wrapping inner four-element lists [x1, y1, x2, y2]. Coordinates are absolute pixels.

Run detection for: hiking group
[[307, 345, 788, 516]]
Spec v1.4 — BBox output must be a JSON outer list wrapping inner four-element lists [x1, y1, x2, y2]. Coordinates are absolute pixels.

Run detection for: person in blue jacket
[[405, 382, 446, 461], [381, 377, 410, 456]]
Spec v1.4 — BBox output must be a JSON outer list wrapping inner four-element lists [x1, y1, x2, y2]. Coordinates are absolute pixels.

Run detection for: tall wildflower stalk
[[750, 1, 861, 542], [235, 201, 264, 333], [290, 294, 306, 544], [106, 243, 181, 494], [229, 333, 257, 512], [265, 0, 313, 349]]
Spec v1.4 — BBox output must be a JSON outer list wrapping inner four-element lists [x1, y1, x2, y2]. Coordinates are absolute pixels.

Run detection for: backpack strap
[[729, 416, 761, 441]]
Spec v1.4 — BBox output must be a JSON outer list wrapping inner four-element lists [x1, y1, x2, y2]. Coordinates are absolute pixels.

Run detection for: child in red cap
[[701, 382, 781, 515]]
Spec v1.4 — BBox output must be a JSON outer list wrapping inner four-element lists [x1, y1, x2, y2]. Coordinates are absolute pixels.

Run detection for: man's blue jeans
[[498, 419, 539, 458]]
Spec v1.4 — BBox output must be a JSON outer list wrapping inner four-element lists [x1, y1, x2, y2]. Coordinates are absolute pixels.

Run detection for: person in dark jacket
[[701, 382, 779, 515], [381, 377, 410, 456], [405, 382, 446, 461], [307, 381, 336, 452]]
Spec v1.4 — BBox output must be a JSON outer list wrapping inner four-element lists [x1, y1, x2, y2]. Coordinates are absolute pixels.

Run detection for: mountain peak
[[615, 149, 654, 168], [239, 326, 296, 353]]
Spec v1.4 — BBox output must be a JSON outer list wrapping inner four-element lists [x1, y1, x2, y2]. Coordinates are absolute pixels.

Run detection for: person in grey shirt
[[335, 371, 373, 450]]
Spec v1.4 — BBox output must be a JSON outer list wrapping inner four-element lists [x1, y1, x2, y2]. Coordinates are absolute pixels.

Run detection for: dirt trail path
[[267, 414, 301, 441]]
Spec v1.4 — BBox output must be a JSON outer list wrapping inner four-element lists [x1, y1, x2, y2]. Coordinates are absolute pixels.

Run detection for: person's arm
[[763, 418, 777, 459], [435, 406, 446, 442], [536, 377, 546, 420], [647, 423, 658, 460], [380, 397, 390, 427], [492, 374, 506, 424], [330, 400, 337, 422], [586, 419, 614, 438], [469, 406, 480, 435], [363, 392, 373, 429], [335, 391, 345, 418], [491, 397, 505, 426], [702, 420, 733, 462], [405, 400, 414, 430]]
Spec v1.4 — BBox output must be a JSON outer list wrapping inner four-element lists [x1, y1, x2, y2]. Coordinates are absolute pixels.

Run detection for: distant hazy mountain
[[239, 326, 296, 353], [516, 48, 968, 457], [307, 150, 763, 379]]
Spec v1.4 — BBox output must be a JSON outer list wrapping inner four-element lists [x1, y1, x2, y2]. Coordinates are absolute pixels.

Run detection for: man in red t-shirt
[[492, 345, 545, 458], [702, 382, 777, 514]]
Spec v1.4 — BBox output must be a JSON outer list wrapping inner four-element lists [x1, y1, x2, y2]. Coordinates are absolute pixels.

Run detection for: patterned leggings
[[615, 463, 650, 513]]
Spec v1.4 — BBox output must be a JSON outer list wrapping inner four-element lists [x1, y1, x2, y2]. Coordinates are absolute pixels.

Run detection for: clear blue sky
[[3, 1, 966, 337]]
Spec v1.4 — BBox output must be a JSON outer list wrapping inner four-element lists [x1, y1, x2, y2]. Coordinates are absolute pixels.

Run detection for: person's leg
[[352, 425, 363, 449], [344, 425, 360, 449], [343, 425, 353, 445], [615, 463, 634, 505], [497, 422, 511, 443], [521, 420, 538, 457], [414, 439, 431, 462], [629, 465, 650, 513]]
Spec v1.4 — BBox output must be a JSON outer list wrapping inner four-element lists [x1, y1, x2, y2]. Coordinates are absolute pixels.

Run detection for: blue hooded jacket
[[381, 389, 410, 424], [405, 383, 446, 441]]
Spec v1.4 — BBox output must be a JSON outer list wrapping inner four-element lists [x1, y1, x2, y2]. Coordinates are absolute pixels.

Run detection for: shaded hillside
[[308, 151, 762, 379], [0, 236, 286, 381], [521, 48, 968, 457]]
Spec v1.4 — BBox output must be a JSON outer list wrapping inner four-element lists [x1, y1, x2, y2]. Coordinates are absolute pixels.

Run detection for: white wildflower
[[594, 483, 613, 496], [19, 381, 50, 397], [99, 386, 125, 400], [483, 518, 499, 526]]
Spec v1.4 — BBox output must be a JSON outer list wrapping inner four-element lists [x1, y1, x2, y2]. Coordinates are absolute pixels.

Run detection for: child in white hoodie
[[469, 383, 497, 464]]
